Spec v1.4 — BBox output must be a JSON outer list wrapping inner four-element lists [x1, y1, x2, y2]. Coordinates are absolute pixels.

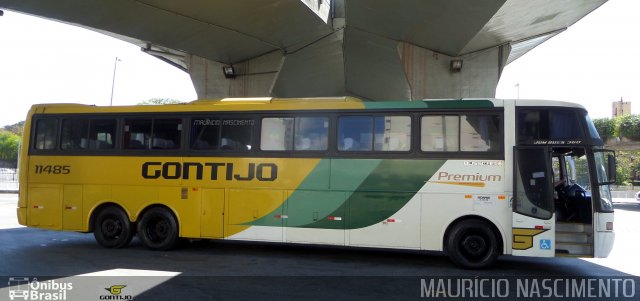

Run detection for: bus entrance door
[[512, 147, 555, 257], [552, 147, 596, 257]]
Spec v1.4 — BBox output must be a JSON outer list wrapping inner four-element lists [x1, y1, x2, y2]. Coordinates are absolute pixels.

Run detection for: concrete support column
[[187, 51, 283, 99]]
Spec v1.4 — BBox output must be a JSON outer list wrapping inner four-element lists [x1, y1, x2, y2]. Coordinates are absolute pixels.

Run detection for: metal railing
[[0, 168, 18, 192], [610, 185, 639, 199]]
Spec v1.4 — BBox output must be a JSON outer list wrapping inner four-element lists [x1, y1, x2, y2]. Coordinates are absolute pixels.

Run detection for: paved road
[[1, 194, 639, 300]]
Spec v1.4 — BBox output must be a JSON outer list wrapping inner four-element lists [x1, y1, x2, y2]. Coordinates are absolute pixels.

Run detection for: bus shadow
[[0, 227, 634, 281], [2, 227, 637, 301]]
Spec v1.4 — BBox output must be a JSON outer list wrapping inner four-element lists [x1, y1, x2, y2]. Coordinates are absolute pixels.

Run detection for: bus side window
[[221, 118, 254, 151], [294, 117, 328, 151], [374, 116, 410, 151], [338, 116, 372, 151], [191, 117, 220, 150], [89, 119, 116, 149], [421, 116, 459, 152], [123, 119, 151, 149], [460, 115, 500, 152], [261, 117, 294, 151], [61, 119, 89, 150], [261, 117, 328, 151], [152, 119, 182, 149], [34, 119, 58, 150]]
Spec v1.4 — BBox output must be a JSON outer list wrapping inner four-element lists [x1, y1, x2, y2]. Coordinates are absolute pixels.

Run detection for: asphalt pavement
[[1, 194, 639, 300]]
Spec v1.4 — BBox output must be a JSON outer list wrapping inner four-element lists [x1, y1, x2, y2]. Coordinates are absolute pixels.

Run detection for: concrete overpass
[[0, 0, 606, 101]]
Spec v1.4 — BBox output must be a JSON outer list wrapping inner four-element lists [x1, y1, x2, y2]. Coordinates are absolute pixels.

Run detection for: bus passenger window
[[261, 118, 294, 151], [221, 118, 254, 151], [34, 119, 58, 150], [261, 117, 328, 151], [124, 119, 151, 149], [374, 116, 410, 151], [152, 119, 182, 149], [460, 115, 500, 152], [191, 118, 220, 150], [294, 117, 328, 151], [61, 119, 89, 150], [421, 116, 459, 152], [89, 119, 116, 149], [338, 116, 372, 151]]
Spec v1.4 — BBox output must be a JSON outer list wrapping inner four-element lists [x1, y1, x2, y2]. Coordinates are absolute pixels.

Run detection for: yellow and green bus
[[17, 97, 616, 268]]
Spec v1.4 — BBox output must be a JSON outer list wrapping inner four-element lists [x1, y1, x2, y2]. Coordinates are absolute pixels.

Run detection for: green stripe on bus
[[362, 100, 494, 110], [423, 99, 494, 109], [248, 159, 382, 227], [363, 101, 429, 110], [302, 159, 446, 229]]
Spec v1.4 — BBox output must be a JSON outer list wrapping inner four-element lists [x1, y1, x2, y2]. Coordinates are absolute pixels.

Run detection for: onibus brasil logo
[[8, 277, 73, 300]]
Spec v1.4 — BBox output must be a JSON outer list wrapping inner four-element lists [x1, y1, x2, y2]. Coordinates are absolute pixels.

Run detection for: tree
[[0, 130, 20, 165], [138, 98, 184, 105], [617, 114, 640, 141], [3, 121, 25, 136], [592, 117, 615, 141]]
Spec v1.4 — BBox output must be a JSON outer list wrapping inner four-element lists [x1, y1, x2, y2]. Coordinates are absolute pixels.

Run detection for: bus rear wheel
[[93, 206, 134, 248], [446, 220, 499, 269], [137, 207, 179, 250]]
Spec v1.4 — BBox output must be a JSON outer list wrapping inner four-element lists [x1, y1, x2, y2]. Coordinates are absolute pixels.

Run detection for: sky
[[0, 0, 638, 127], [495, 0, 640, 118], [0, 11, 197, 126]]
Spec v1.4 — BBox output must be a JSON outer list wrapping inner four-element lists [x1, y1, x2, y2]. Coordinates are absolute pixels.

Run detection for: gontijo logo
[[142, 161, 278, 181], [105, 285, 126, 295], [100, 285, 132, 300]]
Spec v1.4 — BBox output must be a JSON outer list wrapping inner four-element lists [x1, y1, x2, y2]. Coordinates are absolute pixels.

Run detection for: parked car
[[636, 191, 640, 202]]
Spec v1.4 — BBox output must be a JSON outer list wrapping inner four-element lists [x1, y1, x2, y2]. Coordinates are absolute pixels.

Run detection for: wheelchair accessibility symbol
[[540, 239, 552, 250]]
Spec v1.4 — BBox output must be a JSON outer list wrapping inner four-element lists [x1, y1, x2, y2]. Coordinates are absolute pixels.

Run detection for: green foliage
[[593, 114, 640, 141], [0, 130, 20, 162], [617, 114, 640, 140], [614, 150, 640, 185], [3, 121, 24, 136], [138, 98, 184, 105], [593, 118, 615, 140]]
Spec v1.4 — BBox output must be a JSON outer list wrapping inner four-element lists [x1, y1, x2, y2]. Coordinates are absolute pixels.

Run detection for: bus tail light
[[606, 222, 613, 231]]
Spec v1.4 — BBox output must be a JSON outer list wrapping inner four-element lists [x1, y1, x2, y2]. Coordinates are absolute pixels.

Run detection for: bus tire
[[446, 220, 499, 269], [93, 206, 134, 248], [137, 207, 179, 250]]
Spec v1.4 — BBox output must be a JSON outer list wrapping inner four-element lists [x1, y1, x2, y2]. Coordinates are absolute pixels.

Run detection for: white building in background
[[612, 98, 631, 117]]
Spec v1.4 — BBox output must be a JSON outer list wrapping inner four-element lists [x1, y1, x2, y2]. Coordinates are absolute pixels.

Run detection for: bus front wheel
[[137, 207, 179, 250], [93, 206, 134, 248], [446, 220, 500, 269]]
